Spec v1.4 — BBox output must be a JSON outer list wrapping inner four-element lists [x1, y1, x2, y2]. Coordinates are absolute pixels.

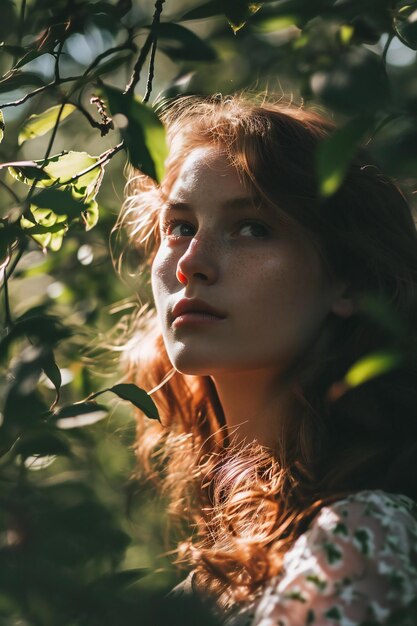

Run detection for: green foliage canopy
[[1, 0, 417, 624]]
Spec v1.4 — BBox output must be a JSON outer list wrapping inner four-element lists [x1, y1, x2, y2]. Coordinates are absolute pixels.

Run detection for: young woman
[[116, 95, 417, 625]]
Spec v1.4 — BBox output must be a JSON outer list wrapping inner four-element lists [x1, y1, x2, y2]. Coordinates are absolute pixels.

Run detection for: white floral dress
[[173, 490, 417, 625]]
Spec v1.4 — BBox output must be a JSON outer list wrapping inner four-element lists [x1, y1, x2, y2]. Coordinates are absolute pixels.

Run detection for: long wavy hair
[[113, 94, 417, 611]]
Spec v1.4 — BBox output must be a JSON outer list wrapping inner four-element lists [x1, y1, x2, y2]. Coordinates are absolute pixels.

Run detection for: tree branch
[[70, 101, 113, 136], [124, 32, 153, 96], [1, 39, 135, 110], [0, 76, 78, 109], [144, 38, 158, 103]]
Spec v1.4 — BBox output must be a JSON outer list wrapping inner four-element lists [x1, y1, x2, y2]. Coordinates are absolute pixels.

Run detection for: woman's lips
[[171, 298, 227, 327], [173, 311, 226, 328]]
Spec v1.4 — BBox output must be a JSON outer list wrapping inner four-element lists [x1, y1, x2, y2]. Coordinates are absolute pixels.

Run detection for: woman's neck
[[211, 370, 292, 448]]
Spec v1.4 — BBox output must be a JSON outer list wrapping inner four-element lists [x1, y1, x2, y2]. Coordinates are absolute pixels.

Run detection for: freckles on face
[[151, 147, 339, 377]]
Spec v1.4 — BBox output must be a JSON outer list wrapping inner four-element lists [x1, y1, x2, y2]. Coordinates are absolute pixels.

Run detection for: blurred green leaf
[[181, 0, 224, 21], [0, 70, 45, 93], [15, 430, 71, 459], [310, 47, 389, 114], [0, 42, 26, 57], [394, 3, 417, 50], [54, 401, 108, 429], [317, 114, 373, 196], [85, 52, 133, 83], [0, 312, 71, 361], [102, 85, 167, 182], [108, 383, 160, 421], [344, 350, 402, 388], [225, 0, 262, 33], [154, 22, 217, 61], [18, 104, 76, 145]]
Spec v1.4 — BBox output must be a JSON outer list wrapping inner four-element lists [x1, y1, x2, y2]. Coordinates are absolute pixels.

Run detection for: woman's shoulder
[[248, 489, 417, 626]]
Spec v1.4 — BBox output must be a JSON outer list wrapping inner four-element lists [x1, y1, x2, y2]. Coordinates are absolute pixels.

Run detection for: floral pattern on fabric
[[224, 490, 417, 626]]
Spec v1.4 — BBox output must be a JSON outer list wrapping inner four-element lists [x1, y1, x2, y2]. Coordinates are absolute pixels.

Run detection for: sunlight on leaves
[[344, 351, 402, 388], [18, 104, 76, 145], [103, 85, 167, 182]]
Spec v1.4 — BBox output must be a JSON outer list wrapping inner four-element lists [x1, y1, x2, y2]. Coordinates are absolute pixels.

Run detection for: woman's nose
[[176, 236, 219, 286]]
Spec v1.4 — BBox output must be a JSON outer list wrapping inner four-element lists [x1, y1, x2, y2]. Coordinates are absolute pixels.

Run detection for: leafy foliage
[[1, 0, 417, 624]]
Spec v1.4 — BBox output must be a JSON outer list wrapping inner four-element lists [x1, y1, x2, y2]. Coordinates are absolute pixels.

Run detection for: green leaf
[[154, 22, 217, 61], [10, 150, 102, 197], [54, 402, 108, 429], [317, 115, 373, 197], [31, 187, 86, 215], [18, 104, 76, 145], [344, 351, 402, 388], [0, 221, 20, 266], [394, 3, 417, 50], [181, 0, 224, 21], [0, 42, 25, 57], [102, 85, 167, 182], [0, 110, 4, 143], [11, 151, 103, 248], [225, 1, 262, 33], [109, 383, 160, 421], [15, 431, 70, 459], [0, 312, 71, 362], [41, 350, 62, 408], [0, 70, 45, 93], [21, 208, 68, 251]]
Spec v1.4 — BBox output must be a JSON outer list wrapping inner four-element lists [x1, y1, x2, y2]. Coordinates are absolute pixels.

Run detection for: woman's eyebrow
[[164, 196, 258, 212]]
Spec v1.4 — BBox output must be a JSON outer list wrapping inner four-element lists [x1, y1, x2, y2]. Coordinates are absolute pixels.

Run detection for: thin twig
[[1, 40, 135, 110], [3, 264, 12, 327], [125, 0, 165, 97], [41, 100, 68, 163], [0, 76, 78, 109], [124, 31, 154, 95], [145, 0, 165, 102], [54, 38, 66, 82], [71, 100, 113, 136], [144, 38, 158, 103]]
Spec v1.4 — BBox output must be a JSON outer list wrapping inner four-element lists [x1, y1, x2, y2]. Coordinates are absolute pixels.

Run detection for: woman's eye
[[238, 222, 269, 238], [163, 220, 196, 238]]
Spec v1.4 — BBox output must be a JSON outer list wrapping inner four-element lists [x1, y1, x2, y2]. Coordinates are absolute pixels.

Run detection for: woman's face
[[151, 147, 345, 377]]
